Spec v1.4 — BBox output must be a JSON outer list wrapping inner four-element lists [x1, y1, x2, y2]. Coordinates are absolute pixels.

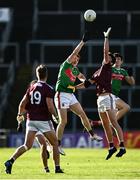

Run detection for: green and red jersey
[[55, 60, 80, 93], [112, 67, 128, 96]]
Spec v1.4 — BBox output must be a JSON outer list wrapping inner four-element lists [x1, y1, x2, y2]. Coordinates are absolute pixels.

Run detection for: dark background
[[0, 0, 140, 132]]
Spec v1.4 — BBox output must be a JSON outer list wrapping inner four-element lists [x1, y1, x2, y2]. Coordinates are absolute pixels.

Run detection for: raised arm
[[68, 31, 90, 63], [71, 41, 85, 56], [103, 27, 111, 64], [125, 68, 135, 85], [77, 72, 86, 82]]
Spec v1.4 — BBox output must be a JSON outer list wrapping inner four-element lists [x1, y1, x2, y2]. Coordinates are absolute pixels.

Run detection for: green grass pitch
[[0, 148, 140, 179]]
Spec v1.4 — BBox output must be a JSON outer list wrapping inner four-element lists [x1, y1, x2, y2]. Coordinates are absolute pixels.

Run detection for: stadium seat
[[62, 0, 104, 11], [135, 67, 140, 85], [27, 43, 42, 64], [108, 0, 140, 11], [124, 45, 137, 63], [47, 67, 59, 86], [3, 45, 17, 64], [107, 0, 126, 11], [37, 14, 81, 40], [130, 13, 140, 39], [43, 45, 73, 63], [127, 112, 140, 130], [131, 89, 140, 108], [38, 0, 58, 11], [0, 22, 7, 41], [84, 13, 127, 39], [0, 67, 9, 86]]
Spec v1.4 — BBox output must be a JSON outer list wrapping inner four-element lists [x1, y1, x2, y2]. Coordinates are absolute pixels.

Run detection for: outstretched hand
[[103, 27, 112, 38], [82, 31, 91, 42]]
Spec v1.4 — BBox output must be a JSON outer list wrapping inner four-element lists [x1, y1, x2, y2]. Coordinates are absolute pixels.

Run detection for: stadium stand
[[62, 0, 104, 11], [130, 13, 140, 39], [38, 0, 58, 11], [107, 0, 140, 11], [0, 0, 140, 132], [37, 13, 81, 40]]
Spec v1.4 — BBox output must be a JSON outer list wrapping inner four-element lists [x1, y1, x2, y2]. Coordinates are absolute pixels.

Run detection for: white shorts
[[113, 94, 120, 102], [26, 120, 55, 133], [36, 131, 44, 136], [54, 92, 78, 109], [97, 93, 116, 113], [112, 94, 121, 111]]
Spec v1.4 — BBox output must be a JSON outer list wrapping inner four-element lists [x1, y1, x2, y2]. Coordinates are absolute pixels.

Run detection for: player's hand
[[17, 114, 24, 123], [17, 122, 23, 132], [82, 31, 90, 42], [52, 115, 59, 124], [103, 27, 112, 38], [127, 67, 133, 76], [67, 85, 76, 92]]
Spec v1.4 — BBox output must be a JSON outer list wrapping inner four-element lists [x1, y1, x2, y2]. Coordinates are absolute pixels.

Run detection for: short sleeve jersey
[[92, 63, 112, 96], [55, 59, 80, 93], [112, 67, 128, 96], [25, 81, 55, 121]]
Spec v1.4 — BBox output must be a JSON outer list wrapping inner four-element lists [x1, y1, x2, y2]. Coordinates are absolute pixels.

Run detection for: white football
[[84, 9, 96, 22]]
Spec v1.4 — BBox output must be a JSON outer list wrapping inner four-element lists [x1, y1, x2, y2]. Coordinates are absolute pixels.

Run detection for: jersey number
[[30, 91, 41, 104]]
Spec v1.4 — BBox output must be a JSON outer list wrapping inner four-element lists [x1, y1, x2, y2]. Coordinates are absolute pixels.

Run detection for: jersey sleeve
[[123, 69, 129, 76], [46, 85, 55, 98], [72, 67, 80, 76]]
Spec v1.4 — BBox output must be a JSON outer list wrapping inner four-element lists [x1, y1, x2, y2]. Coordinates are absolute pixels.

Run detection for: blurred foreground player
[[4, 64, 63, 174]]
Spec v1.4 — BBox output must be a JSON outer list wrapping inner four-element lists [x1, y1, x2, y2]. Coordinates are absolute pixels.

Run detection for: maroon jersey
[[25, 81, 54, 121], [92, 63, 112, 96]]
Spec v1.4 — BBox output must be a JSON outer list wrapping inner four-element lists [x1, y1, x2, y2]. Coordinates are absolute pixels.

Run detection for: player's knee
[[125, 104, 130, 112], [23, 144, 30, 151], [59, 120, 67, 127]]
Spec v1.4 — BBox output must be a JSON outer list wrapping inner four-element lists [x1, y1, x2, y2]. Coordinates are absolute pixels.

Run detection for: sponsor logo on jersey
[[112, 73, 124, 80], [65, 68, 76, 82]]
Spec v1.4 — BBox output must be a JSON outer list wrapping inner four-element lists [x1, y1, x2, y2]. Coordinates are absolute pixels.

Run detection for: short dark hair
[[108, 52, 116, 64], [113, 52, 123, 61], [36, 64, 48, 80]]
